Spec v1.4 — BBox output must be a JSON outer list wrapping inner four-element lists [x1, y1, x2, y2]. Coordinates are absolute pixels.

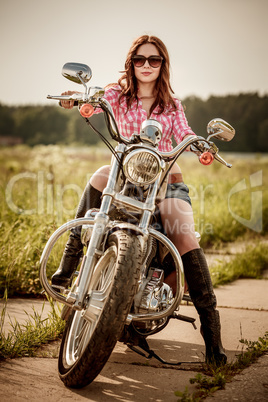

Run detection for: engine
[[134, 267, 173, 314]]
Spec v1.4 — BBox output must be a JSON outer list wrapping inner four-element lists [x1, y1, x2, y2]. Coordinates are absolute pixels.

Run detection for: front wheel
[[58, 230, 142, 388]]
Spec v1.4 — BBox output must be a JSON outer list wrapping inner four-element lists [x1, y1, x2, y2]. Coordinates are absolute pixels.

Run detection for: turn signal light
[[79, 103, 94, 118], [199, 152, 214, 165]]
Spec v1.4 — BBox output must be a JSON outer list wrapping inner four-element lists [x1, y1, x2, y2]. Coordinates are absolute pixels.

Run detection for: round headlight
[[123, 150, 161, 185]]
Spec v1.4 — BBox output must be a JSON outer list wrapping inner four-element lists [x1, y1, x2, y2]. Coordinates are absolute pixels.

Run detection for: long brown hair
[[118, 35, 177, 116]]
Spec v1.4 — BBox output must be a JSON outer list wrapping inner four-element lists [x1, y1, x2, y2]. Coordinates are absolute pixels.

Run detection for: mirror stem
[[76, 73, 88, 93], [207, 129, 223, 142]]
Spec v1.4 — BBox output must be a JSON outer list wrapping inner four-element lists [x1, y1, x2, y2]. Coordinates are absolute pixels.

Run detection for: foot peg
[[51, 284, 66, 293], [182, 293, 192, 303], [171, 312, 197, 329]]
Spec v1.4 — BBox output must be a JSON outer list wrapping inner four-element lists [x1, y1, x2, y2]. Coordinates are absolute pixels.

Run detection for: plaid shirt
[[96, 85, 196, 152]]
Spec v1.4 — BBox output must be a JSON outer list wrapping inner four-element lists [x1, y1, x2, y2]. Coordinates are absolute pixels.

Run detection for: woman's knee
[[176, 233, 200, 256], [90, 165, 110, 191]]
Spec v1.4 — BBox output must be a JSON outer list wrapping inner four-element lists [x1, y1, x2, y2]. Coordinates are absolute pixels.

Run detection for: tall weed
[[210, 243, 268, 286], [0, 298, 64, 359]]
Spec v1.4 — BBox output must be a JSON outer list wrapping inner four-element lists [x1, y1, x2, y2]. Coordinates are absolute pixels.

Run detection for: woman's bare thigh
[[158, 198, 199, 256]]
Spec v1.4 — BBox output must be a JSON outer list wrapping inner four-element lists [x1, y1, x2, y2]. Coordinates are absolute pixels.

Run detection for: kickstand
[[126, 337, 199, 366]]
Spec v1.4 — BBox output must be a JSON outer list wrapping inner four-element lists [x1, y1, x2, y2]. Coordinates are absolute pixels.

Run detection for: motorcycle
[[40, 62, 235, 388]]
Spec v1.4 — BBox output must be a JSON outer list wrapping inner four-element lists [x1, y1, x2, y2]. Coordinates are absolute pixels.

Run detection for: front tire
[[58, 230, 142, 388]]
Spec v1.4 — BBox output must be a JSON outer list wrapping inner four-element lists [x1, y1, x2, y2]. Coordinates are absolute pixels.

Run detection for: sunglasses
[[132, 55, 163, 68]]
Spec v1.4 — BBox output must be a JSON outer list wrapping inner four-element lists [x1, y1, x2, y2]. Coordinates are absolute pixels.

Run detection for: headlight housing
[[123, 149, 161, 186], [140, 119, 162, 145]]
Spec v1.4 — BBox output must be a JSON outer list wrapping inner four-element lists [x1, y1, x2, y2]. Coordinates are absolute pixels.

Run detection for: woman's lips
[[141, 72, 151, 76]]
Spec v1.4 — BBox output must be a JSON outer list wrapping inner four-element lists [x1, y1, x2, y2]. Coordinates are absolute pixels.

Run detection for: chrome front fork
[[68, 145, 125, 309]]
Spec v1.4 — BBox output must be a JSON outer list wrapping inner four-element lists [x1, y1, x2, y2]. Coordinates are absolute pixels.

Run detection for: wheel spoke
[[82, 258, 115, 322], [75, 321, 92, 357], [83, 294, 103, 322]]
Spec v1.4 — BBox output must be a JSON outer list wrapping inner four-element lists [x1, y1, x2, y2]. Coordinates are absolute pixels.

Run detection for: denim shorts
[[165, 182, 192, 206]]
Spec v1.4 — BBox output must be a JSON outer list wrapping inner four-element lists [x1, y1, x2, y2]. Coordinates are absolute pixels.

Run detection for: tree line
[[0, 92, 267, 152], [183, 93, 268, 153]]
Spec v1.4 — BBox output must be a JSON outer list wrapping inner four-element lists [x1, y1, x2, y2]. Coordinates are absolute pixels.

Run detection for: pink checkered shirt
[[95, 85, 196, 152]]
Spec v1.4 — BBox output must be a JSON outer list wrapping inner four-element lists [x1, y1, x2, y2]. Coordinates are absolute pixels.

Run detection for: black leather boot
[[51, 183, 102, 288], [181, 248, 227, 366]]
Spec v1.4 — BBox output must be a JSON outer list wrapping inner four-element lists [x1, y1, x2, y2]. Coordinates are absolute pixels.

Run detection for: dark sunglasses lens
[[132, 56, 162, 67], [149, 57, 162, 67], [133, 56, 145, 67]]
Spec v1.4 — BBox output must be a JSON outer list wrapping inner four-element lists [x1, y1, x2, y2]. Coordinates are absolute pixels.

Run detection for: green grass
[[0, 145, 267, 296], [0, 145, 110, 297], [182, 154, 268, 246], [210, 242, 268, 287], [0, 297, 65, 359], [175, 332, 268, 401]]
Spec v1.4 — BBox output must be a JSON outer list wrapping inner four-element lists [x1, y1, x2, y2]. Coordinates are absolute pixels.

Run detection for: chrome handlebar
[[47, 87, 105, 103], [47, 94, 232, 168]]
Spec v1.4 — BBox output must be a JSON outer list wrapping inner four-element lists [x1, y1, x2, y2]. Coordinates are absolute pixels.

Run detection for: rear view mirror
[[62, 62, 92, 85], [207, 118, 235, 142]]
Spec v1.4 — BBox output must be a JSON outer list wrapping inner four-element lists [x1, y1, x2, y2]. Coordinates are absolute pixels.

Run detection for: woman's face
[[133, 43, 162, 87]]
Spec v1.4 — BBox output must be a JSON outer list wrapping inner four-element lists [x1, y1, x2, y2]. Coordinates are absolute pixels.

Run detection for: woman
[[53, 35, 227, 366]]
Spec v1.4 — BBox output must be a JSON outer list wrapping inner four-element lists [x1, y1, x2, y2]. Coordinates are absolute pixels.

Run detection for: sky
[[0, 0, 267, 105]]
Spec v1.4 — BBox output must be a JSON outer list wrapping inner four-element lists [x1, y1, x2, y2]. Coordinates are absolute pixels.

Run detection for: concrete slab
[[0, 298, 60, 334], [215, 279, 268, 310], [0, 279, 267, 401], [0, 357, 198, 402]]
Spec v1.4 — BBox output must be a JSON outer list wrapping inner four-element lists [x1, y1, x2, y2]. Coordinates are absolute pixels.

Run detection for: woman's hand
[[60, 91, 80, 109], [183, 134, 197, 151]]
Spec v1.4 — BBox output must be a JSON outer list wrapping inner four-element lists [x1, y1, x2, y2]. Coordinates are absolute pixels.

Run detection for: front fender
[[109, 222, 183, 273], [109, 221, 147, 236]]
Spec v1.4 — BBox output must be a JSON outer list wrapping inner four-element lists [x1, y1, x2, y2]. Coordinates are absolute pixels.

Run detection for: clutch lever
[[47, 93, 87, 102], [214, 153, 232, 168]]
